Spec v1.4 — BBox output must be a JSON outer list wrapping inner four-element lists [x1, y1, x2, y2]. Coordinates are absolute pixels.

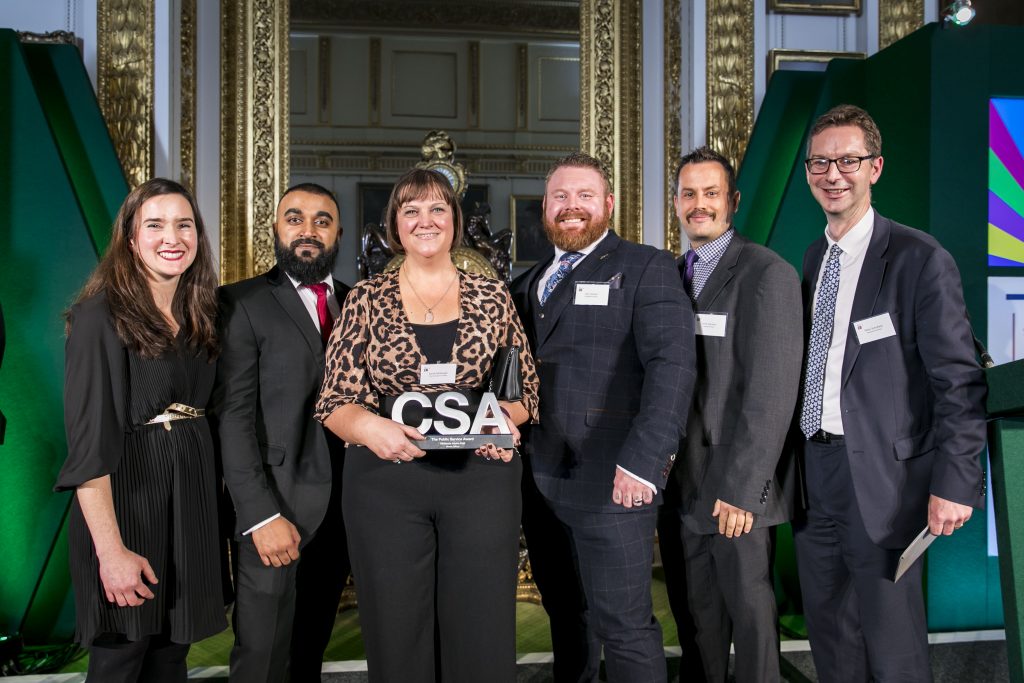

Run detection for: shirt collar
[[825, 207, 874, 259], [553, 229, 610, 262], [689, 227, 734, 260], [285, 271, 334, 294]]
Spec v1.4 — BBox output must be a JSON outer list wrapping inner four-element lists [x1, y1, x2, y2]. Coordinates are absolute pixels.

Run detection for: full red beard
[[542, 209, 611, 252]]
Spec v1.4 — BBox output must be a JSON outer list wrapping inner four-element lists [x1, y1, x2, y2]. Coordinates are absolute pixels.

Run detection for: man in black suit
[[658, 147, 802, 683], [794, 105, 987, 682], [214, 183, 351, 682], [511, 152, 696, 682]]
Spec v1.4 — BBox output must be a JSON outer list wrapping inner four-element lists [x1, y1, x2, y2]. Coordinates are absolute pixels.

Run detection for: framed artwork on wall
[[509, 195, 551, 267]]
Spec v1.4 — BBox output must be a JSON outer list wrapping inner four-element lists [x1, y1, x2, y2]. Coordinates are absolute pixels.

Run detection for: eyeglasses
[[804, 155, 876, 175]]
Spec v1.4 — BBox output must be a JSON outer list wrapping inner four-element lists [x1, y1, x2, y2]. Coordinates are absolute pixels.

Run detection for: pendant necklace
[[403, 265, 458, 323]]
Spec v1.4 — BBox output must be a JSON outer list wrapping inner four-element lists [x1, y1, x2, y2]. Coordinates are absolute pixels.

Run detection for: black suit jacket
[[511, 231, 696, 513], [670, 234, 803, 534], [214, 266, 350, 542], [800, 214, 987, 548]]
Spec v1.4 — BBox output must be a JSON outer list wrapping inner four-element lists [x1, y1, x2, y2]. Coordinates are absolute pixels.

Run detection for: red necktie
[[304, 283, 333, 347]]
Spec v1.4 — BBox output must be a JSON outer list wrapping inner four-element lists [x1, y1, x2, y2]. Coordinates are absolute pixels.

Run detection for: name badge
[[574, 282, 610, 306], [420, 363, 457, 385], [853, 313, 897, 345], [695, 313, 727, 337]]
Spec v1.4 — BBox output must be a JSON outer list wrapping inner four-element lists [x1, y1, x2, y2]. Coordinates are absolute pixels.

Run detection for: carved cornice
[[664, 0, 682, 254], [97, 0, 154, 189], [220, 0, 291, 284], [16, 30, 77, 44], [291, 150, 568, 176], [290, 0, 579, 38], [292, 138, 576, 153], [180, 0, 197, 192], [706, 0, 754, 172], [580, 0, 642, 244], [879, 0, 923, 50]]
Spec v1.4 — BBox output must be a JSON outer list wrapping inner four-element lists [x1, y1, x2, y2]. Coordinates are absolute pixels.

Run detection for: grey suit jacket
[[668, 234, 803, 534], [511, 231, 696, 512], [213, 266, 350, 541], [800, 213, 987, 548]]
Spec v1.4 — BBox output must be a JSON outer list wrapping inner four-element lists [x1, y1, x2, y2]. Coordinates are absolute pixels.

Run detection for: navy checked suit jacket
[[511, 231, 697, 512], [800, 214, 987, 548]]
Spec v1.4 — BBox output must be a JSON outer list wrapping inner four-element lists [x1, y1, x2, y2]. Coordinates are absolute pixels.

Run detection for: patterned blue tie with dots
[[540, 251, 584, 306], [800, 244, 843, 439]]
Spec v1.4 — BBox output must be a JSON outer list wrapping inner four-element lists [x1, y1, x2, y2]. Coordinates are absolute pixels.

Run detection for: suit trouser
[[290, 457, 350, 683], [793, 438, 930, 683], [680, 523, 779, 683], [229, 540, 299, 683], [87, 632, 190, 683], [656, 505, 708, 683], [343, 447, 522, 683], [552, 503, 667, 683], [522, 456, 601, 683]]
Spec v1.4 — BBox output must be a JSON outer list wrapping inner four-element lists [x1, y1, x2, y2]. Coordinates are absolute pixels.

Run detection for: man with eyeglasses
[[793, 104, 986, 682]]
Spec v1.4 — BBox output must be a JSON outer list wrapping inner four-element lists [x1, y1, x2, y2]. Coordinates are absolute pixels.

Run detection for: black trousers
[[680, 524, 779, 683], [522, 456, 601, 683], [656, 505, 708, 683], [553, 503, 666, 683], [793, 438, 931, 683], [229, 463, 349, 683], [343, 447, 522, 683], [87, 632, 189, 683]]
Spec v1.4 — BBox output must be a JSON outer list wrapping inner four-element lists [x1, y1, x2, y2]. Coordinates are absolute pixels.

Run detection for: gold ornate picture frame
[[768, 0, 861, 14], [767, 48, 866, 80]]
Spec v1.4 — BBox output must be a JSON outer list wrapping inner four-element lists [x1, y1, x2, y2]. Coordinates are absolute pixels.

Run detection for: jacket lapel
[[841, 214, 890, 387], [268, 266, 324, 359], [803, 237, 827, 333]]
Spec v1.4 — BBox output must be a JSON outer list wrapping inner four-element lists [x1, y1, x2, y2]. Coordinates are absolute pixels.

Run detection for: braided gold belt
[[146, 403, 206, 431]]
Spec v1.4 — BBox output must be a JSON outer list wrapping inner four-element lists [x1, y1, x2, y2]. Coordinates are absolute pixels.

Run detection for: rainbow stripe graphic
[[990, 99, 1024, 266]]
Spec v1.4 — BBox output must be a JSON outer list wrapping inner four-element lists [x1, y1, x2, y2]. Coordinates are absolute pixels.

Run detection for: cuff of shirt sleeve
[[243, 513, 281, 536], [616, 465, 657, 494]]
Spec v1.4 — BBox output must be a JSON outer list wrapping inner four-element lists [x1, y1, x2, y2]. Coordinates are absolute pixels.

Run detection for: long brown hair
[[70, 178, 219, 359]]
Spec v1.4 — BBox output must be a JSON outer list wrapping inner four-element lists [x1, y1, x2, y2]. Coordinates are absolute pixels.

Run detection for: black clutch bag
[[488, 345, 523, 402]]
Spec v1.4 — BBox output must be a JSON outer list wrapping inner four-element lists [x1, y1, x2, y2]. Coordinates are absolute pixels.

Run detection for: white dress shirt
[[245, 272, 340, 536], [811, 208, 875, 435]]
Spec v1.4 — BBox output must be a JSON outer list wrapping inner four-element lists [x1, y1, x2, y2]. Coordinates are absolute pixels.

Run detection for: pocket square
[[606, 273, 624, 289]]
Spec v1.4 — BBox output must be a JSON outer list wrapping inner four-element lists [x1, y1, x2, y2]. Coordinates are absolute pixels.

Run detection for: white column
[[642, 0, 665, 248]]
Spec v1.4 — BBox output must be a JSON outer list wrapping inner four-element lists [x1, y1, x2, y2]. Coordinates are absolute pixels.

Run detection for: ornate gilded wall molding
[[220, 0, 291, 283], [97, 0, 154, 189], [290, 0, 578, 39], [369, 37, 381, 126], [879, 0, 924, 50], [580, 0, 642, 244], [180, 0, 197, 192], [706, 0, 754, 172], [664, 0, 682, 254]]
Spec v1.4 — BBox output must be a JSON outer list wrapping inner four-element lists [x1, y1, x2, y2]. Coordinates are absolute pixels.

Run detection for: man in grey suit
[[214, 183, 351, 682], [511, 152, 695, 682], [794, 104, 987, 682], [657, 146, 802, 683]]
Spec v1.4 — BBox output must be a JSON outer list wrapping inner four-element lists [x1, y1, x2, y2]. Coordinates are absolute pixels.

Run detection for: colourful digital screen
[[989, 98, 1024, 266]]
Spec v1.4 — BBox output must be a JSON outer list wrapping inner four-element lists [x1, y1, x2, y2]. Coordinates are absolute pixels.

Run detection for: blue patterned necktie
[[800, 244, 843, 438], [540, 251, 584, 306], [682, 249, 699, 298]]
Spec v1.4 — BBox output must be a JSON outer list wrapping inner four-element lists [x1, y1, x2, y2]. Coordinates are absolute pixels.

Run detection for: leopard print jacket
[[314, 269, 539, 423]]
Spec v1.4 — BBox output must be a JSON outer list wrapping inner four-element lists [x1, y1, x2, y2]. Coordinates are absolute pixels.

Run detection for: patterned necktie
[[683, 249, 699, 298], [303, 283, 333, 347], [540, 251, 584, 306], [800, 244, 843, 438]]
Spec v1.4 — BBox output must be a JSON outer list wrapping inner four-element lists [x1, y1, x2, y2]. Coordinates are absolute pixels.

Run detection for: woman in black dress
[[55, 179, 225, 682]]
